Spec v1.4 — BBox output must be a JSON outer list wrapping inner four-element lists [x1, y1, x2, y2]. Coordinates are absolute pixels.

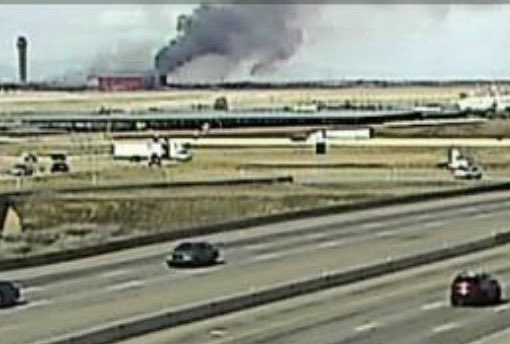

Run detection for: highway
[[120, 245, 510, 344], [1, 191, 510, 343]]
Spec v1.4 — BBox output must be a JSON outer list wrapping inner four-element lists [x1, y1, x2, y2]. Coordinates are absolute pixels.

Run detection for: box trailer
[[112, 139, 192, 162]]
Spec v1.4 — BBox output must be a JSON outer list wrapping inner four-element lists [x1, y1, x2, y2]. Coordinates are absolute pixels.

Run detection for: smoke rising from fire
[[155, 4, 309, 81]]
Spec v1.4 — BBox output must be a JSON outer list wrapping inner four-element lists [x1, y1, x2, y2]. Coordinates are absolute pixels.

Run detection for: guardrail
[[1, 180, 510, 272], [39, 231, 510, 344]]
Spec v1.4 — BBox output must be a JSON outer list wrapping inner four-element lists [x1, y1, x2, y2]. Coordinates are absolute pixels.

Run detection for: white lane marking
[[376, 230, 398, 238], [355, 322, 379, 332], [22, 299, 52, 309], [252, 253, 281, 262], [473, 213, 491, 219], [106, 280, 144, 291], [421, 301, 446, 311], [307, 232, 330, 240], [317, 241, 343, 248], [209, 328, 227, 338], [0, 323, 19, 332], [185, 267, 223, 276], [245, 238, 304, 251], [22, 286, 45, 295], [417, 214, 434, 220], [423, 221, 444, 228], [360, 223, 381, 230], [466, 327, 510, 344], [432, 322, 461, 333], [101, 269, 129, 278], [493, 304, 510, 313], [3, 299, 52, 313], [245, 243, 270, 251]]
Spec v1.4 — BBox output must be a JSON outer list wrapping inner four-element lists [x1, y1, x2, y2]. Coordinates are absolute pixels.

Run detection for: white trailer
[[306, 128, 371, 143], [112, 139, 192, 162], [113, 141, 165, 161]]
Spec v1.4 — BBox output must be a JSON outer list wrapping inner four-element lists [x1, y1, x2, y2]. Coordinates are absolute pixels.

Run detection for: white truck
[[167, 140, 193, 162], [453, 165, 483, 180], [446, 148, 483, 180], [112, 138, 192, 163], [447, 148, 471, 170]]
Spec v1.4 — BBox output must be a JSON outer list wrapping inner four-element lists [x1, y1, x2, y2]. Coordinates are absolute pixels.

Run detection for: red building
[[97, 75, 146, 92]]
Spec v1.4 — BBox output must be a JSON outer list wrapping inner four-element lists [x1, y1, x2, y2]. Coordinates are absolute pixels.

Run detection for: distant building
[[92, 74, 159, 92], [97, 75, 145, 92]]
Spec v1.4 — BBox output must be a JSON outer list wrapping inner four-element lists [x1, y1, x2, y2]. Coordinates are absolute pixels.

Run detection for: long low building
[[0, 109, 465, 132]]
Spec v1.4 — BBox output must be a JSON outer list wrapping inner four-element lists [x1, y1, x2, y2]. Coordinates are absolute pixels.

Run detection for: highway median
[[39, 230, 510, 344]]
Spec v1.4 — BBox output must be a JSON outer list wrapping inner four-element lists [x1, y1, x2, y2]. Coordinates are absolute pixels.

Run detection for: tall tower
[[16, 36, 28, 84]]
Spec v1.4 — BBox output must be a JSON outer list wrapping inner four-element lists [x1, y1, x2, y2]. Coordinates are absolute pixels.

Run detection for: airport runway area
[[2, 191, 510, 343]]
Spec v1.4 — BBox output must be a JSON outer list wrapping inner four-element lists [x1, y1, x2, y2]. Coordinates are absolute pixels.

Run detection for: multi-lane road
[[2, 191, 510, 343], [121, 245, 510, 344]]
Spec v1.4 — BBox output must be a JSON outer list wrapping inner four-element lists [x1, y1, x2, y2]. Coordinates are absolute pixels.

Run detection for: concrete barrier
[[2, 180, 510, 272], [40, 231, 510, 344]]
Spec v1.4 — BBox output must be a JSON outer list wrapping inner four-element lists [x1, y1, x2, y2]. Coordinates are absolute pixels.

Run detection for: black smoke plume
[[155, 4, 306, 80]]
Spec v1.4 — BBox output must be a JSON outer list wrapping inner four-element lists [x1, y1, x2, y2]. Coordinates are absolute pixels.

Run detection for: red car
[[450, 272, 502, 306]]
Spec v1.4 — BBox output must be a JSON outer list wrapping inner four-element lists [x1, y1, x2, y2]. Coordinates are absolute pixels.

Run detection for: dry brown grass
[[0, 142, 505, 258], [0, 144, 509, 193], [0, 86, 472, 114], [4, 178, 456, 258], [375, 120, 510, 139]]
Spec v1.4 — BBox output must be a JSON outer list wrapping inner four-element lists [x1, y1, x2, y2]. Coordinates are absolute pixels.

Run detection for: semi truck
[[112, 138, 192, 163]]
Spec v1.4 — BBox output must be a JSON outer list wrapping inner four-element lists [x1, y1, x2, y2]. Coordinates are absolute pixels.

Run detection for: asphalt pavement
[[2, 191, 510, 343], [120, 245, 510, 344]]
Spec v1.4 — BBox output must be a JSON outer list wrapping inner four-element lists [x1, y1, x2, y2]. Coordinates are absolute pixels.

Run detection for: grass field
[[1, 84, 510, 259], [1, 142, 508, 258], [1, 144, 510, 191]]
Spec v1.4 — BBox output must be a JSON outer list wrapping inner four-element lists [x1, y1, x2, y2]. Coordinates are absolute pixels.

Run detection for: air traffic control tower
[[16, 36, 28, 84]]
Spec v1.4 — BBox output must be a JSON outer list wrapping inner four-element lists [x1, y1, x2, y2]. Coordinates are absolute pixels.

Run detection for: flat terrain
[[1, 192, 510, 344], [0, 86, 470, 114], [2, 137, 510, 258]]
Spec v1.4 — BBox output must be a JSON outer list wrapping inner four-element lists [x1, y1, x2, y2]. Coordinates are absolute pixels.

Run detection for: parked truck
[[446, 148, 483, 180], [112, 138, 192, 163]]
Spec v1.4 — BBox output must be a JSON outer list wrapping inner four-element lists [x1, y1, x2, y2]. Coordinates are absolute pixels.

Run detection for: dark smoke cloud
[[155, 4, 308, 81]]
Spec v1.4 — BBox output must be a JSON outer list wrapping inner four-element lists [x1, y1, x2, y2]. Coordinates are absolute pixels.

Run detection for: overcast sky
[[1, 4, 510, 82]]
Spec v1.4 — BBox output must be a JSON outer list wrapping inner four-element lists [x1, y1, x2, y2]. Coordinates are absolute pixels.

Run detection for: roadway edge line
[[2, 181, 510, 273], [36, 230, 510, 344]]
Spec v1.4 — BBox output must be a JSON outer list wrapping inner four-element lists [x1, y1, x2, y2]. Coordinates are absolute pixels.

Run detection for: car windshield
[[175, 243, 194, 251]]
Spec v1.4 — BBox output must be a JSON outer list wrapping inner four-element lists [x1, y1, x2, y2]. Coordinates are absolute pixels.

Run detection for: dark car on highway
[[166, 242, 222, 267], [0, 281, 20, 307], [450, 272, 502, 306]]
